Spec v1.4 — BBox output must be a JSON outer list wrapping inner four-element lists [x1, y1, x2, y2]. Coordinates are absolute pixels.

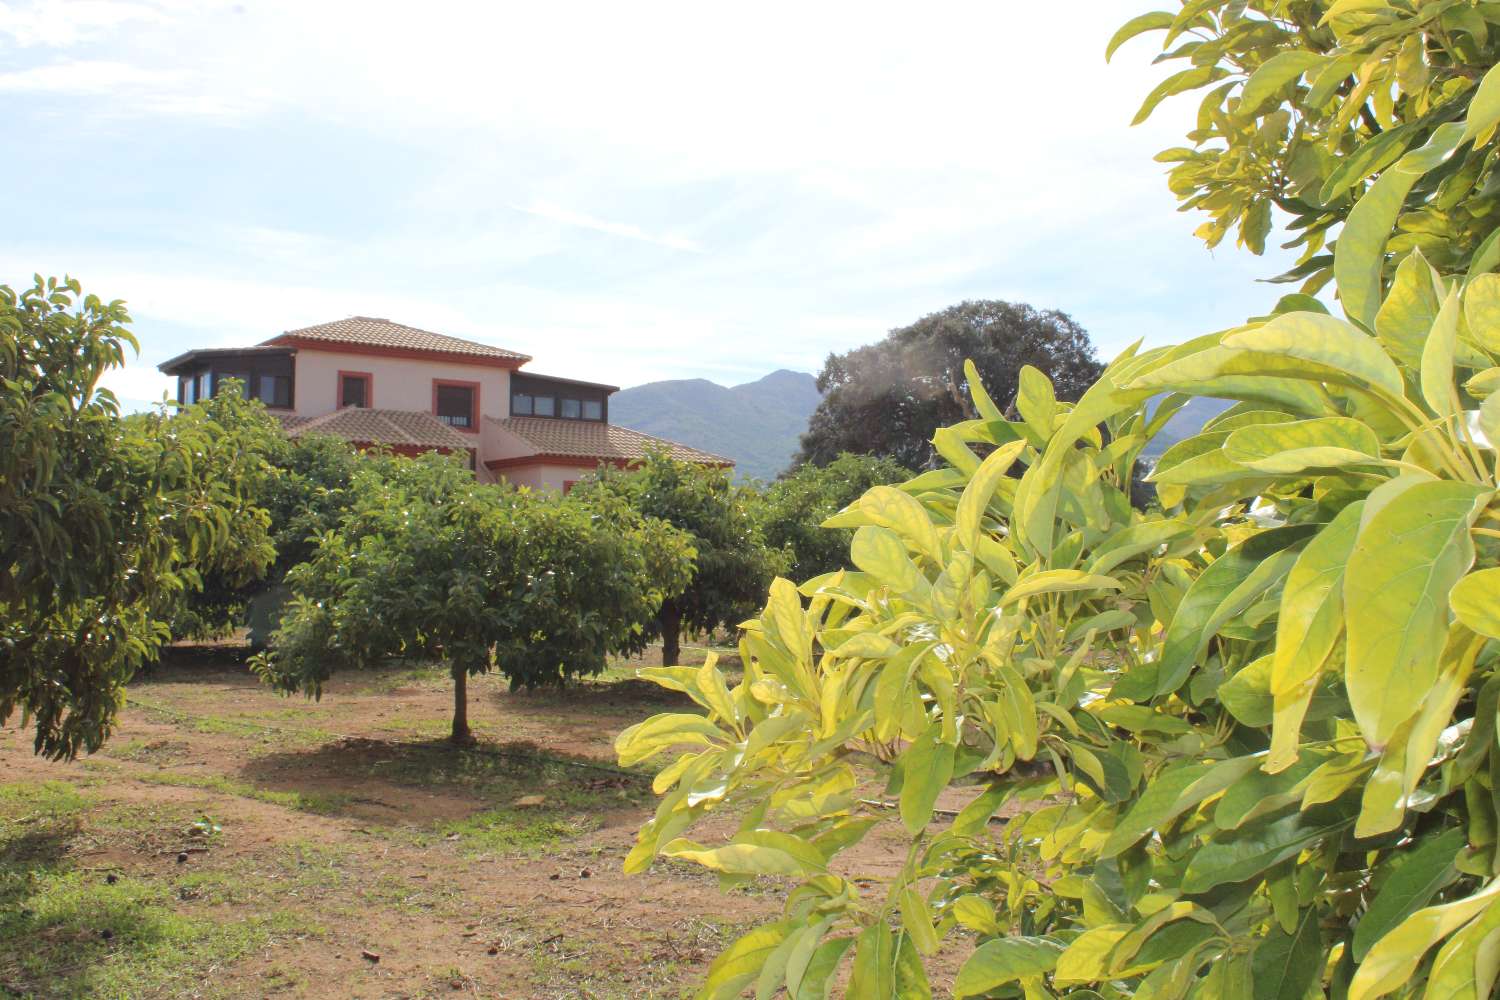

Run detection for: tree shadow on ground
[[236, 735, 652, 823]]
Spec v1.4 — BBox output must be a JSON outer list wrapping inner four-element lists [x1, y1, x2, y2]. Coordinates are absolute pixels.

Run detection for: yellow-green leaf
[[1452, 568, 1500, 640], [1345, 482, 1492, 749], [1222, 313, 1405, 398], [1223, 416, 1382, 473], [1350, 881, 1500, 1000]]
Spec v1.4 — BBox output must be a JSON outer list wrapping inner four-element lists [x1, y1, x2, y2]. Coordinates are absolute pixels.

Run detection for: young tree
[[573, 451, 788, 666], [759, 452, 914, 580], [1, 277, 274, 758], [252, 452, 693, 744], [794, 300, 1103, 469]]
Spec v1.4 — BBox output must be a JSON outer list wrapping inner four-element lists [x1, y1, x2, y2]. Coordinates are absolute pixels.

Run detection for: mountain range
[[610, 369, 822, 481]]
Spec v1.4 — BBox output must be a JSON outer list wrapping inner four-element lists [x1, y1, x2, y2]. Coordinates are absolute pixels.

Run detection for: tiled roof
[[286, 407, 474, 451], [269, 317, 530, 362], [491, 416, 732, 465]]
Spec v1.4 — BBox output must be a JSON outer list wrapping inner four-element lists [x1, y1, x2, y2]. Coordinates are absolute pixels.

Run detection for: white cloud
[[511, 201, 703, 253], [0, 59, 176, 93], [0, 0, 171, 47]]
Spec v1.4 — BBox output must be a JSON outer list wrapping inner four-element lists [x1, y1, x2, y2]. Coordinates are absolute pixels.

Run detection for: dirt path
[[0, 652, 965, 999]]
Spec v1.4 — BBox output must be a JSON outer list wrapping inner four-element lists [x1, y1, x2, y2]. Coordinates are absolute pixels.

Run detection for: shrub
[[760, 453, 915, 581]]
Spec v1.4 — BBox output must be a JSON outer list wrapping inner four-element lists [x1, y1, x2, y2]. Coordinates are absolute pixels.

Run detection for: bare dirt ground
[[0, 645, 971, 999]]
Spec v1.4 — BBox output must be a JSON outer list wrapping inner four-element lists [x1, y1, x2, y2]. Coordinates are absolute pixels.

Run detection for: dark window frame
[[339, 371, 373, 409], [432, 378, 480, 433]]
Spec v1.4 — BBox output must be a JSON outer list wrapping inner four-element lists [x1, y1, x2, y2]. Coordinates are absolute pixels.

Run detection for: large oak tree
[[794, 300, 1103, 470]]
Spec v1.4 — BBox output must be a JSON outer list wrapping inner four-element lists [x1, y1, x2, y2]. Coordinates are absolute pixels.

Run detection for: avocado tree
[[572, 450, 787, 666], [759, 452, 914, 580], [1, 277, 274, 759], [252, 451, 693, 744], [616, 7, 1500, 997]]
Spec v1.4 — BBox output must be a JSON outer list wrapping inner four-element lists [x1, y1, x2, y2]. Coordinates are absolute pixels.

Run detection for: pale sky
[[1, 1, 1300, 404]]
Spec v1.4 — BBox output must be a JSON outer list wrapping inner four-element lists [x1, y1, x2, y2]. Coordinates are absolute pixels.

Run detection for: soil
[[0, 646, 981, 999]]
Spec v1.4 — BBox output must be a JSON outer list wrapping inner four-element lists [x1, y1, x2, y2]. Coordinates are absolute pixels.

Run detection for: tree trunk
[[450, 662, 472, 746], [660, 604, 683, 667]]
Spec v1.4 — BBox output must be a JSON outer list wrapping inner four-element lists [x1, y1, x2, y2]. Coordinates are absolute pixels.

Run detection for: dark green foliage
[[0, 277, 274, 758], [571, 450, 788, 666], [795, 299, 1103, 469], [759, 452, 914, 580], [252, 452, 694, 743], [168, 398, 360, 642]]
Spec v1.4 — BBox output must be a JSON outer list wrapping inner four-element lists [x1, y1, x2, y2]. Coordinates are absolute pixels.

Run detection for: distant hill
[[610, 369, 821, 481], [1140, 396, 1236, 459]]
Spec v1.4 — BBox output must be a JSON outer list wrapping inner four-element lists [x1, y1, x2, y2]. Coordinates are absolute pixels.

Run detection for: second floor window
[[340, 373, 370, 408], [435, 382, 476, 428], [259, 375, 293, 408]]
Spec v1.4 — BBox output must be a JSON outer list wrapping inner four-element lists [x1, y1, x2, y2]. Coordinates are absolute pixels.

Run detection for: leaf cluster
[[1119, 1, 1500, 288]]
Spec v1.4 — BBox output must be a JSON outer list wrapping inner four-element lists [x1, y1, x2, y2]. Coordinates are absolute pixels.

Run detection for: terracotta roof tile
[[270, 317, 530, 362], [492, 416, 731, 465], [287, 407, 475, 451]]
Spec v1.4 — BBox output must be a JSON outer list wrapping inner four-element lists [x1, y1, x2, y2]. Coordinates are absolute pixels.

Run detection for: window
[[182, 375, 198, 404], [561, 398, 581, 419], [512, 393, 533, 416], [339, 372, 371, 408], [582, 399, 602, 421], [258, 374, 292, 408], [533, 395, 555, 417], [434, 381, 477, 429]]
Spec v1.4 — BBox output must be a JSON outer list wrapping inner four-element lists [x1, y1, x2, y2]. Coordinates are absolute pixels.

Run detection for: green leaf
[[662, 837, 824, 877], [1462, 273, 1500, 356], [1132, 66, 1229, 126], [698, 920, 797, 1000], [1221, 313, 1405, 398], [1349, 880, 1500, 1000], [1353, 828, 1466, 961], [1345, 482, 1492, 748], [1335, 124, 1466, 330], [1452, 568, 1500, 640], [615, 712, 726, 766], [790, 935, 854, 1000], [860, 486, 943, 562], [953, 937, 1065, 997], [1223, 416, 1383, 473], [1218, 654, 1274, 727], [1269, 501, 1365, 772], [956, 440, 1027, 553], [999, 570, 1123, 607], [1240, 51, 1326, 116], [1420, 288, 1462, 418], [1098, 756, 1260, 858], [1150, 525, 1314, 697], [851, 525, 927, 597], [1106, 10, 1173, 61], [899, 724, 955, 834], [1181, 810, 1351, 893], [847, 922, 895, 998], [1376, 250, 1441, 369], [1461, 61, 1500, 145], [1252, 907, 1323, 1000]]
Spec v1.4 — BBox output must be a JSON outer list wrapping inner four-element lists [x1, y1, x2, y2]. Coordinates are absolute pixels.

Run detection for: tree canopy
[[795, 300, 1103, 469], [253, 452, 694, 743], [759, 452, 914, 581], [1, 277, 274, 758], [571, 451, 787, 666]]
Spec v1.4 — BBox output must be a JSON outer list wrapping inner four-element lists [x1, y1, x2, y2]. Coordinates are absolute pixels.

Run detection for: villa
[[158, 316, 731, 490]]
